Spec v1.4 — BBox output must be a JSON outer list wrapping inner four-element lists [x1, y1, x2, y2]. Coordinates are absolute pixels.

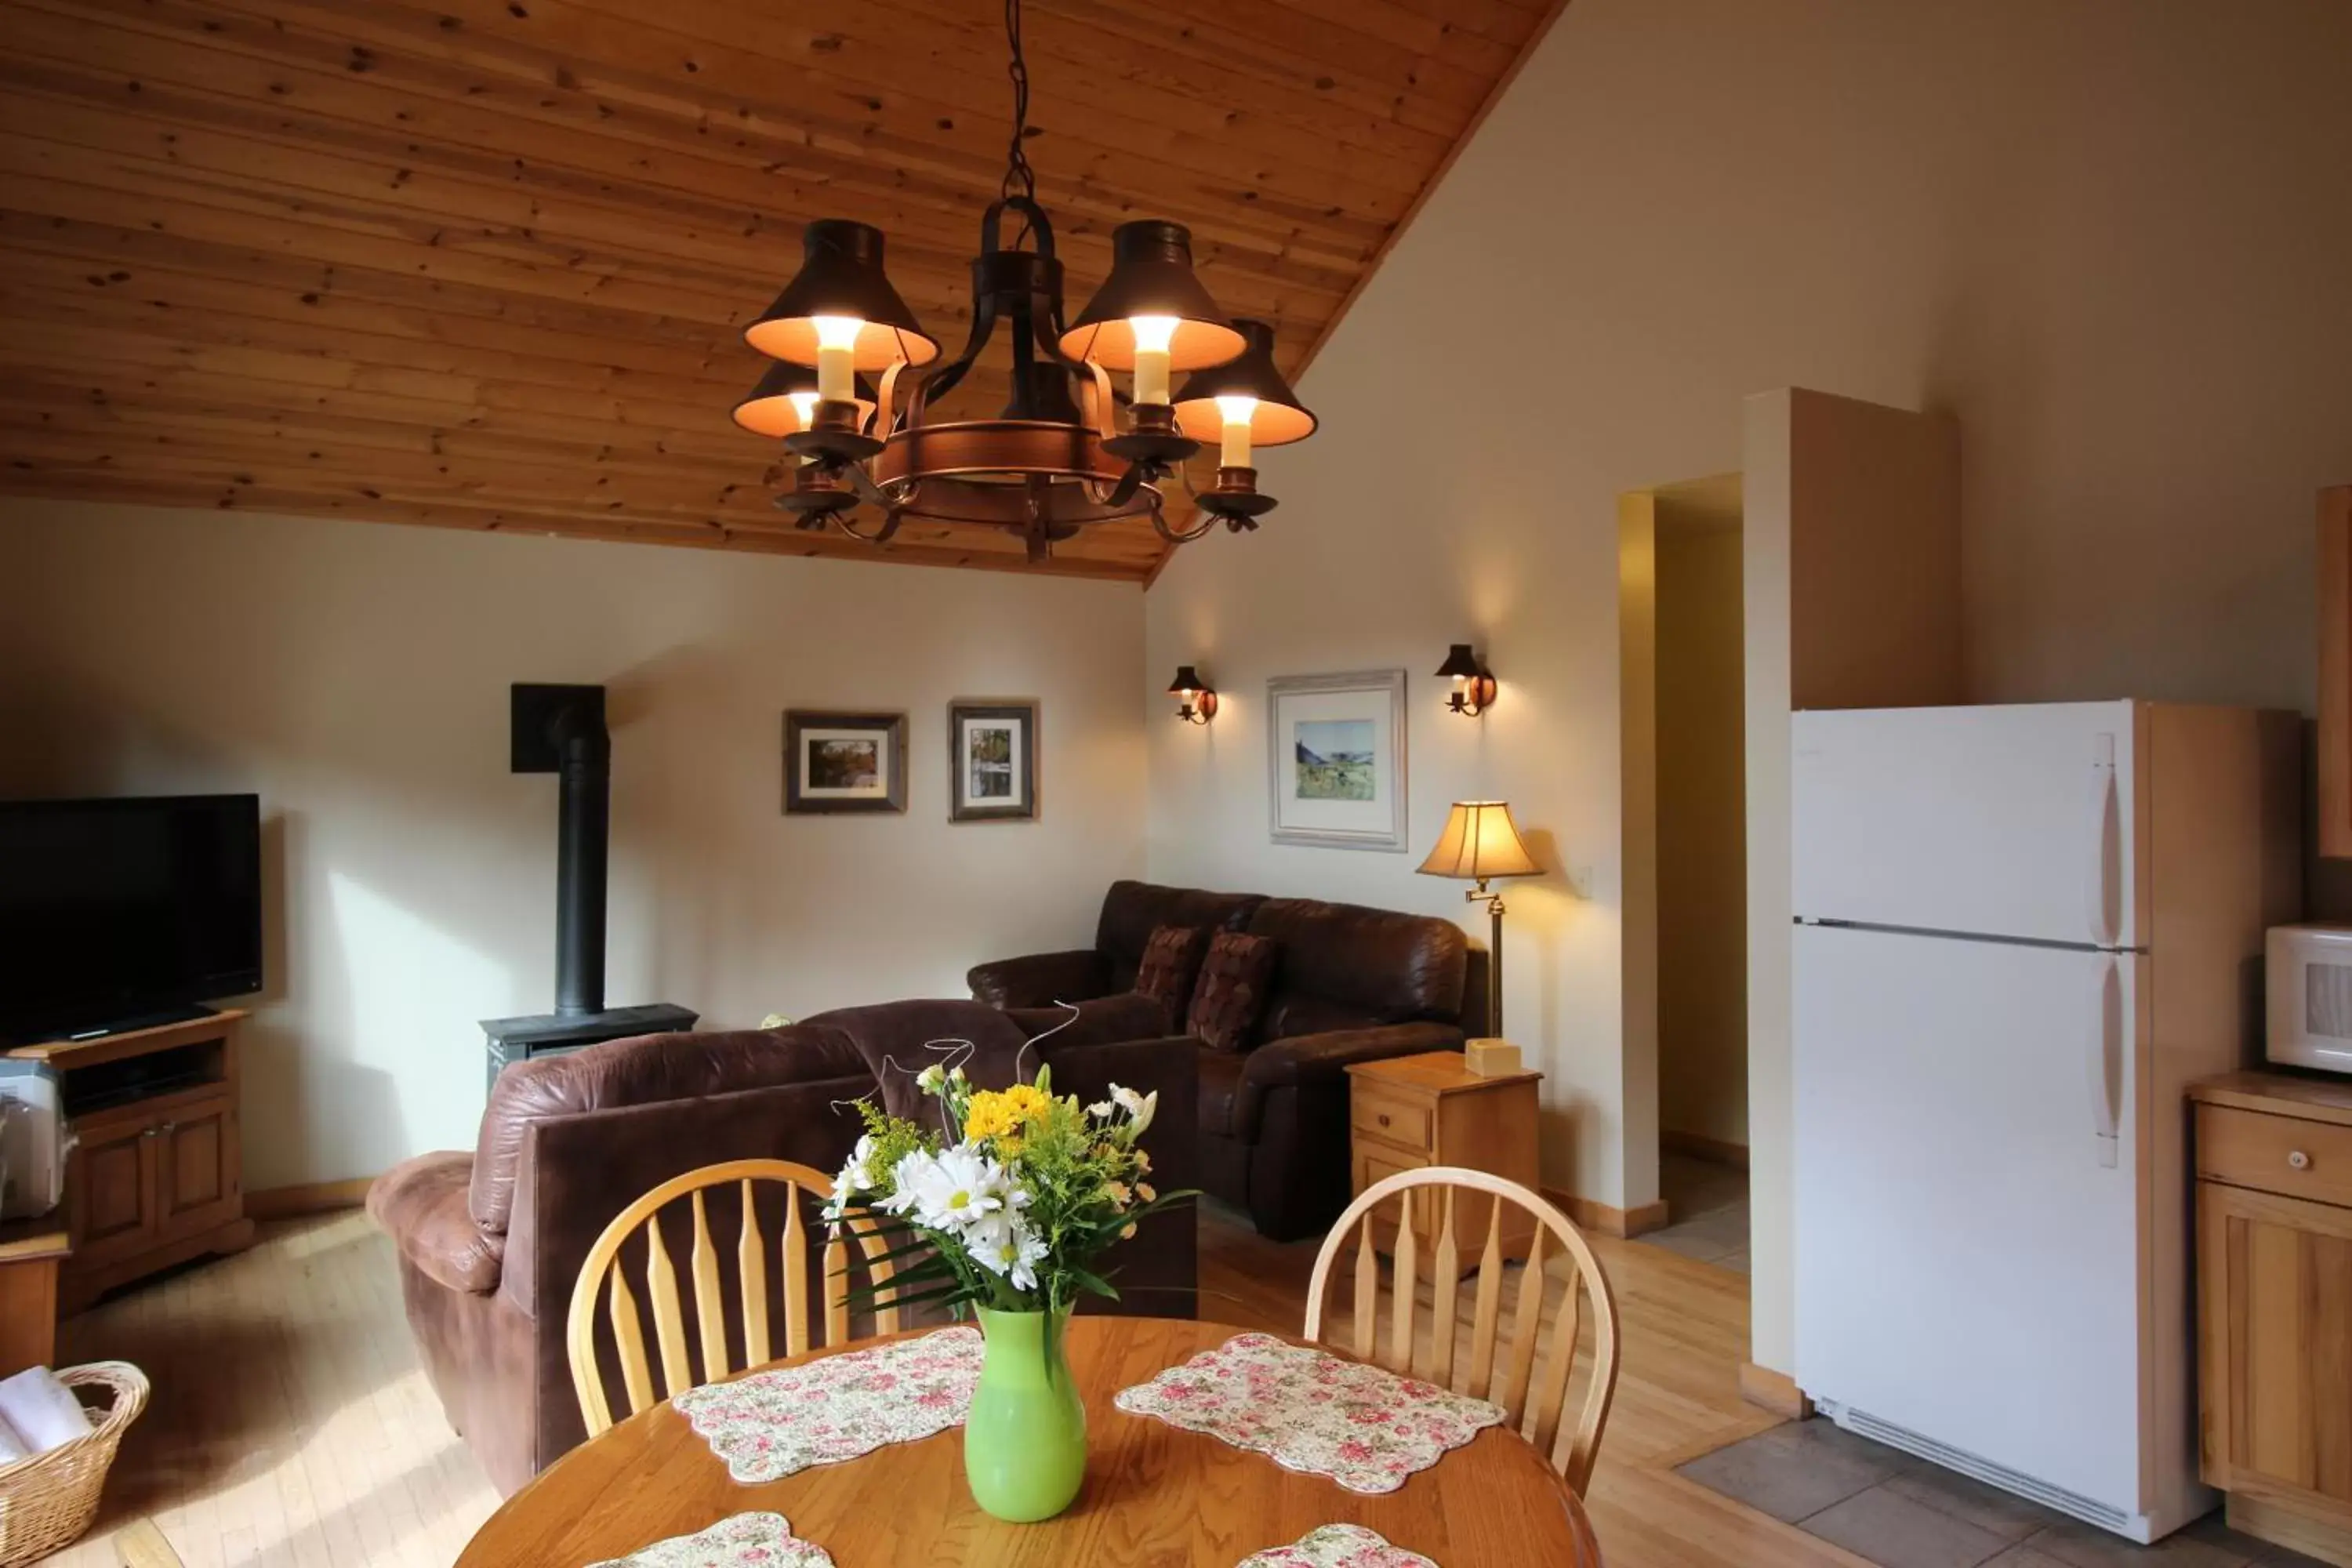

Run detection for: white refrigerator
[[1791, 700, 2299, 1543]]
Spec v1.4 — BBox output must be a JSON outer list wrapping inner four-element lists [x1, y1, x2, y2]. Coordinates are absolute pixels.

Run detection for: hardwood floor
[[44, 1209, 500, 1568], [38, 1200, 1849, 1567]]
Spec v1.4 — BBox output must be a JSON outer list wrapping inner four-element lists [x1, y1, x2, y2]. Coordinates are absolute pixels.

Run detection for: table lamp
[[1417, 800, 1541, 1040]]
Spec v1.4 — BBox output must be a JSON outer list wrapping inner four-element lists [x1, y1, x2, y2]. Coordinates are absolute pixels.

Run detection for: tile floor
[[1639, 1152, 1751, 1272], [1677, 1418, 2327, 1568]]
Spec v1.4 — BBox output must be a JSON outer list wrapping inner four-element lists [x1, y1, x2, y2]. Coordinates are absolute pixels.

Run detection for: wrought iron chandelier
[[731, 0, 1317, 562]]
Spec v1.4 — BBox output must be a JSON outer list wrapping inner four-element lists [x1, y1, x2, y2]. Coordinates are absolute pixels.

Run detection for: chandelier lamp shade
[[730, 359, 879, 440], [731, 0, 1314, 562]]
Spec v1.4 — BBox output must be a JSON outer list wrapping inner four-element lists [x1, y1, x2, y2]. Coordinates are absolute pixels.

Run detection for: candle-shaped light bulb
[[1214, 394, 1259, 469], [786, 390, 820, 430], [1129, 314, 1178, 407], [811, 314, 863, 405]]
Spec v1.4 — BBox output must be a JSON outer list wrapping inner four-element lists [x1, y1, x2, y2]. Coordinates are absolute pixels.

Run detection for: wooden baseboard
[[1661, 1128, 1751, 1171], [1737, 1360, 1814, 1421], [246, 1177, 376, 1219], [2229, 1493, 2352, 1568], [1544, 1187, 1673, 1239]]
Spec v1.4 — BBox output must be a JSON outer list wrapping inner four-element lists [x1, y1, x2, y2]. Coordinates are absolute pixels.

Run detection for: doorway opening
[[1621, 473, 1750, 1269]]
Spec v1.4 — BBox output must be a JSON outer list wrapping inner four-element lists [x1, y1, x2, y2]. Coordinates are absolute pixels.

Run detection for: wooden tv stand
[[9, 1009, 253, 1312]]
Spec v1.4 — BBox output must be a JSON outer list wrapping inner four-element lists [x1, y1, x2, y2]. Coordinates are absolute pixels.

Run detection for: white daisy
[[968, 1215, 1051, 1292], [823, 1134, 886, 1221], [903, 1145, 1011, 1232]]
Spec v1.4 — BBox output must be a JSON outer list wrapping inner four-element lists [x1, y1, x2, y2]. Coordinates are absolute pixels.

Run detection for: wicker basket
[[0, 1362, 151, 1567]]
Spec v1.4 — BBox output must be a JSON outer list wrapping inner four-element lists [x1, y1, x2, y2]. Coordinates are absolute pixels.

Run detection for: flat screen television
[[0, 793, 263, 1042]]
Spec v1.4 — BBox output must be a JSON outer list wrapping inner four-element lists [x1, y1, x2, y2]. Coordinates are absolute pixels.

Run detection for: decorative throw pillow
[[1187, 931, 1280, 1052], [1133, 924, 1208, 1022]]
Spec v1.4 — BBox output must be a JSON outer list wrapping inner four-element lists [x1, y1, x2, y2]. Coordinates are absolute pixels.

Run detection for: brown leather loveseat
[[368, 997, 1196, 1494], [970, 880, 1485, 1241]]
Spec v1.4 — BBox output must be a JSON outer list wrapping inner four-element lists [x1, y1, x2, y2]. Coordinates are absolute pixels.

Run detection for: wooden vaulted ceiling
[[0, 0, 1561, 583]]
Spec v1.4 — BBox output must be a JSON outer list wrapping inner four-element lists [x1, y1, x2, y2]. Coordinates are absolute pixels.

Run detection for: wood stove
[[481, 684, 695, 1089]]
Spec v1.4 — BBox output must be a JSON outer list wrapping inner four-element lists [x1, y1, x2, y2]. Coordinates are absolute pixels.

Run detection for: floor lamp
[[1416, 800, 1541, 1039]]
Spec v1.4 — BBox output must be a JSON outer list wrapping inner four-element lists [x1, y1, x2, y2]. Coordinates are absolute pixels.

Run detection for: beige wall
[[1654, 501, 1747, 1152], [1146, 0, 2352, 1345], [0, 499, 1146, 1189]]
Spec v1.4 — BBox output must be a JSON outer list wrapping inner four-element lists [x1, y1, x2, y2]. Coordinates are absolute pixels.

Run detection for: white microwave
[[2267, 924, 2352, 1074]]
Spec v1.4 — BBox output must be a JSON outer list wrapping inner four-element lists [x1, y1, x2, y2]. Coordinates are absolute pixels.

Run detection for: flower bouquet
[[823, 1062, 1189, 1521]]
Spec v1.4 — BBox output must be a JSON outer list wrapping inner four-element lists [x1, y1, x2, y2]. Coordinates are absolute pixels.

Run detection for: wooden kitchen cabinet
[[2194, 1073, 2352, 1566], [2318, 485, 2352, 858]]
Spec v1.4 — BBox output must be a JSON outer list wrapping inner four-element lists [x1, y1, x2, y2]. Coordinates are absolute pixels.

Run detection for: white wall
[[0, 499, 1145, 1189], [1145, 0, 2352, 1348]]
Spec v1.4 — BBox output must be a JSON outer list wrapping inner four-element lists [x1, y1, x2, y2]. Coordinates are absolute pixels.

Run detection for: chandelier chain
[[1000, 0, 1038, 212]]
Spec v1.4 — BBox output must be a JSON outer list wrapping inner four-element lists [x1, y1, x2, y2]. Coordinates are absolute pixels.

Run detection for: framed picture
[[949, 699, 1038, 822], [783, 710, 908, 814], [1267, 670, 1408, 851]]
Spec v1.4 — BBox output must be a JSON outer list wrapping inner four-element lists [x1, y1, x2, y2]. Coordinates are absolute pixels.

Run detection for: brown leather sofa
[[969, 880, 1485, 1241], [367, 998, 1195, 1494]]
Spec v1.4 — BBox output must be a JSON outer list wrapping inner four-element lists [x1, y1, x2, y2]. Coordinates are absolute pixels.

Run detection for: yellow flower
[[962, 1083, 1054, 1152]]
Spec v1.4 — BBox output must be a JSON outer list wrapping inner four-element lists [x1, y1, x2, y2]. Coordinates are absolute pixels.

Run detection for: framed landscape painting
[[783, 710, 907, 815], [1267, 670, 1408, 850], [949, 699, 1038, 822]]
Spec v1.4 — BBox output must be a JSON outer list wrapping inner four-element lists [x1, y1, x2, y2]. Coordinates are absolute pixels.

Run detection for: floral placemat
[[672, 1327, 983, 1484], [1114, 1332, 1504, 1494], [588, 1512, 834, 1567], [1239, 1524, 1438, 1567]]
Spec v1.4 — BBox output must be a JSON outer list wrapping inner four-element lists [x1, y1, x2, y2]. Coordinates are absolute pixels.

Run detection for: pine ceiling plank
[[541, 0, 1484, 162], [0, 57, 1347, 336], [21, 0, 1387, 276], [0, 0, 1563, 579], [254, 0, 1431, 217]]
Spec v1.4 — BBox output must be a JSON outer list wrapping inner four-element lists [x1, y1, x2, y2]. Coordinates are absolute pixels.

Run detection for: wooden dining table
[[458, 1316, 1603, 1566]]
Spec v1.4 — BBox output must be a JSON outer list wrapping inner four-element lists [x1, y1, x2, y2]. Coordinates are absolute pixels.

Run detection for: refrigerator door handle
[[2084, 732, 2120, 949], [2089, 956, 2122, 1168]]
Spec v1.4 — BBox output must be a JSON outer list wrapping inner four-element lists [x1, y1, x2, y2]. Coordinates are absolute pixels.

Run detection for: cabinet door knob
[[1377, 1113, 1391, 1127], [2288, 1149, 2313, 1171]]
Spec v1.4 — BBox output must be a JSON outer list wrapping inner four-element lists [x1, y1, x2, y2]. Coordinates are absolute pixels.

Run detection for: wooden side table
[[1345, 1051, 1544, 1269], [0, 1218, 71, 1377]]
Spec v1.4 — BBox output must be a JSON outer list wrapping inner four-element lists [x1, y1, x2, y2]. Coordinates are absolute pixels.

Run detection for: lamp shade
[[745, 220, 942, 370], [731, 359, 880, 437], [1171, 318, 1318, 446], [1434, 644, 1486, 681], [1417, 801, 1540, 883], [1167, 664, 1208, 695], [1058, 220, 1247, 372]]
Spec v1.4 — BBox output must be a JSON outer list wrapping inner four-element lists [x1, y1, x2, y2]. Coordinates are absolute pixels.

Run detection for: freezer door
[[1793, 702, 2136, 948], [1795, 924, 2143, 1518]]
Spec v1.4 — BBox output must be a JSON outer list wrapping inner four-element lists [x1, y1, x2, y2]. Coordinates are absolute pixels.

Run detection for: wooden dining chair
[[1304, 1166, 1621, 1495], [565, 1158, 898, 1437]]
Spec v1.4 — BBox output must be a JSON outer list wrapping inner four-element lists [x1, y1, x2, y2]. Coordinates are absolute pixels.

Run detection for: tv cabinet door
[[157, 1094, 241, 1240], [68, 1115, 161, 1269]]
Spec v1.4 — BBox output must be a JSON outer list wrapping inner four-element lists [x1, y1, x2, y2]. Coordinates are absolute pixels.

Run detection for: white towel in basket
[[0, 1366, 91, 1455]]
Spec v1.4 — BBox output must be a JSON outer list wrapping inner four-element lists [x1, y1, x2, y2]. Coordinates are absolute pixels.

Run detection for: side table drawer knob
[[2289, 1149, 2313, 1171]]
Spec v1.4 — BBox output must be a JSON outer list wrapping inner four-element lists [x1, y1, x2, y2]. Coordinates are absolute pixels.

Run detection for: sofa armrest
[[369, 1151, 504, 1295], [1243, 1022, 1465, 1092], [967, 949, 1113, 1009]]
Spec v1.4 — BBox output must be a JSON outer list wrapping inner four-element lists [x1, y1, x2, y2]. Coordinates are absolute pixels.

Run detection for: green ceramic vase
[[964, 1305, 1087, 1522]]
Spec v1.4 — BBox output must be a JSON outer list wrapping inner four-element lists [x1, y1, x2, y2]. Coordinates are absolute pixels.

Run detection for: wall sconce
[[1167, 665, 1218, 726], [1435, 644, 1496, 717]]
